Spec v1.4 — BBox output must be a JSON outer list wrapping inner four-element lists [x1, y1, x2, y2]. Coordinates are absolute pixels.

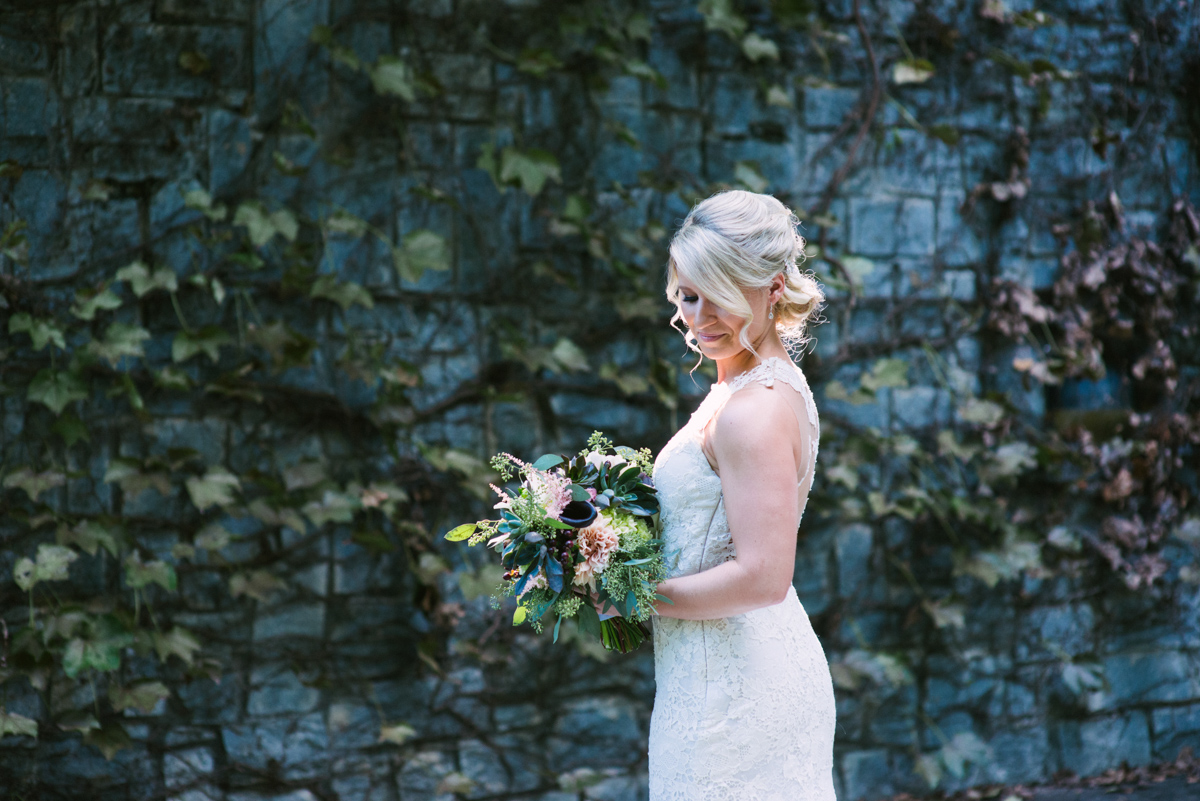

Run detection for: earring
[[769, 309, 774, 320]]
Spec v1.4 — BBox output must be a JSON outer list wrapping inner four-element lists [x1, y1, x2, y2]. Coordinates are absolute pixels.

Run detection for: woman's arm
[[652, 385, 808, 620]]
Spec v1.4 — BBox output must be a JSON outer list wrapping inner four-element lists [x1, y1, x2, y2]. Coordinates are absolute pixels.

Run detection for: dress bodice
[[651, 356, 820, 579]]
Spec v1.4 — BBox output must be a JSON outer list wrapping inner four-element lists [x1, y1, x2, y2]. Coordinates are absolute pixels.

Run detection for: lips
[[696, 332, 724, 342]]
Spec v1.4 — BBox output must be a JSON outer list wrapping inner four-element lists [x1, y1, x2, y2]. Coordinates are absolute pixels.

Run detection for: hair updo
[[665, 189, 825, 357]]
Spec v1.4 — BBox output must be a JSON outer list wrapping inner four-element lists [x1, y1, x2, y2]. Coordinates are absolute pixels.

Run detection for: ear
[[770, 272, 787, 304]]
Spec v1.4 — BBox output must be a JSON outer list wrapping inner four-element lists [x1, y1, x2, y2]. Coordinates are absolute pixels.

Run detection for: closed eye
[[681, 295, 698, 303]]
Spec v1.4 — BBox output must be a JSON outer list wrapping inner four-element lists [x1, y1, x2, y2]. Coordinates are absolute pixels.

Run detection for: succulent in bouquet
[[445, 432, 670, 653]]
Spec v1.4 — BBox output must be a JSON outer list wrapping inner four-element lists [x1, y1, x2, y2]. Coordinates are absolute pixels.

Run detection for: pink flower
[[572, 515, 619, 589], [490, 484, 514, 511], [527, 469, 571, 520]]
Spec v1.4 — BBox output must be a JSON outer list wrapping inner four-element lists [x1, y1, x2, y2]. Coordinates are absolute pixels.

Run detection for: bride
[[627, 190, 838, 798]]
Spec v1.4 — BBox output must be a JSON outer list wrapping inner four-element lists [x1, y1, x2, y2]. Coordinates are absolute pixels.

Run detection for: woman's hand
[[589, 589, 622, 620]]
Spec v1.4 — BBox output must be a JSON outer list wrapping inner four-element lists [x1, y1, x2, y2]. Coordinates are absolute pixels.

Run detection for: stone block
[[849, 198, 898, 257], [59, 6, 98, 97], [102, 24, 249, 98], [0, 25, 50, 72], [431, 54, 492, 93], [253, 603, 326, 641], [209, 108, 252, 193], [804, 86, 858, 129], [550, 696, 643, 772], [248, 665, 321, 716], [397, 749, 456, 799], [584, 775, 643, 801], [1055, 712, 1152, 777], [158, 0, 253, 22], [941, 269, 976, 301], [1019, 603, 1096, 659], [892, 386, 949, 430], [4, 77, 59, 138], [1151, 702, 1200, 761], [91, 143, 186, 182], [164, 747, 215, 790], [328, 701, 378, 750], [647, 43, 698, 109], [221, 714, 328, 780], [836, 523, 873, 598], [229, 792, 318, 801], [1102, 651, 1200, 706], [254, 0, 330, 113], [982, 727, 1050, 784], [840, 748, 893, 801]]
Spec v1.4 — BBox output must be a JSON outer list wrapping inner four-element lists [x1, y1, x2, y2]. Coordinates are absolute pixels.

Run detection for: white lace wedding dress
[[648, 356, 837, 800]]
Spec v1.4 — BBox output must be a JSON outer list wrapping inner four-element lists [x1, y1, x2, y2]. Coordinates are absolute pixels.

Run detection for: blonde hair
[[665, 189, 825, 357]]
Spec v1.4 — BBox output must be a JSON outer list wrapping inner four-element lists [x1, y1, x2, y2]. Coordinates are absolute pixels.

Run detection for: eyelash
[[681, 295, 698, 303]]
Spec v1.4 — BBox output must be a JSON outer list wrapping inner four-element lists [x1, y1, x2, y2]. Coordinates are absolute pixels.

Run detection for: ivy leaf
[[499, 147, 562, 196], [981, 441, 1038, 480], [922, 600, 966, 629], [698, 0, 748, 38], [83, 720, 131, 761], [229, 570, 288, 603], [155, 366, 193, 391], [516, 48, 562, 77], [110, 681, 170, 714], [549, 337, 590, 373], [302, 489, 360, 527], [734, 161, 768, 193], [3, 467, 67, 502], [369, 56, 416, 100], [325, 209, 370, 237], [8, 312, 66, 351], [33, 544, 79, 584], [892, 58, 936, 84], [1061, 661, 1105, 695], [741, 33, 779, 62], [52, 412, 91, 447], [310, 275, 375, 311], [378, 723, 416, 745], [194, 522, 232, 552], [234, 202, 298, 247], [860, 358, 910, 392], [270, 208, 299, 242], [173, 325, 232, 364], [283, 460, 326, 491], [71, 287, 124, 320], [115, 260, 177, 297], [58, 519, 121, 557], [0, 709, 38, 739], [392, 229, 451, 283], [957, 398, 1006, 426], [153, 626, 201, 666], [89, 322, 151, 366], [182, 187, 228, 221], [103, 457, 171, 500], [123, 552, 177, 592], [63, 615, 134, 677], [765, 84, 792, 107], [185, 467, 240, 511]]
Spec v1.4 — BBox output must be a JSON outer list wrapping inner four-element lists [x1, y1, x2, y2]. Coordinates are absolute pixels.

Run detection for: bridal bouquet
[[445, 432, 668, 653]]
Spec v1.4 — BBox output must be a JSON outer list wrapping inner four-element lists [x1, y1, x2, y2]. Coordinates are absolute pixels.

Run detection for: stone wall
[[1, 1, 1198, 800]]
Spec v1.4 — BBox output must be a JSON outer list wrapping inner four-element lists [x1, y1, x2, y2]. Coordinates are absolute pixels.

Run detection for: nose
[[691, 297, 717, 325]]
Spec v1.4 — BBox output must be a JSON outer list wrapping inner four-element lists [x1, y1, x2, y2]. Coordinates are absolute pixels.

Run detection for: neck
[[714, 329, 790, 384]]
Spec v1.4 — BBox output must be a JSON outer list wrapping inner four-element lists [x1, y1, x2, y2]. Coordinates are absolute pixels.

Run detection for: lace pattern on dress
[[648, 356, 836, 801]]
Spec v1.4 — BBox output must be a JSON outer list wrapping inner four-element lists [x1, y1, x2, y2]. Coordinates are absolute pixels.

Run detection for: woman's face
[[676, 280, 773, 360]]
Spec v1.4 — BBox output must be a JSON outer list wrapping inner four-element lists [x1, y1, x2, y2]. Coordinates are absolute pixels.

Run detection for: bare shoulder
[[712, 384, 800, 459]]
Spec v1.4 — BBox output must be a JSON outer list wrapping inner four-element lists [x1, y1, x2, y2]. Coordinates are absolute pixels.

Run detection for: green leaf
[[110, 681, 170, 714], [302, 489, 360, 527], [172, 325, 232, 364], [958, 398, 1006, 426], [229, 570, 287, 603], [741, 32, 779, 62], [63, 615, 133, 677], [115, 260, 177, 297], [103, 457, 171, 499], [392, 229, 451, 283], [860, 358, 910, 392], [194, 522, 232, 552], [369, 56, 416, 100], [12, 558, 35, 592], [550, 337, 589, 373], [58, 520, 121, 557], [516, 48, 562, 77], [310, 275, 375, 311], [892, 58, 936, 84], [283, 459, 326, 491], [84, 720, 131, 761], [270, 208, 299, 242], [234, 201, 276, 247], [734, 161, 768, 193], [3, 467, 67, 502], [71, 287, 123, 320], [531, 454, 564, 471], [155, 366, 193, 391], [765, 84, 792, 107], [444, 524, 477, 542], [698, 0, 748, 38], [0, 709, 38, 739], [52, 412, 90, 447], [124, 552, 177, 592], [325, 209, 370, 237], [89, 322, 150, 366], [513, 605, 528, 625], [8, 312, 66, 351], [185, 466, 240, 511], [153, 626, 201, 666], [500, 147, 562, 196], [476, 142, 500, 187], [378, 723, 416, 745]]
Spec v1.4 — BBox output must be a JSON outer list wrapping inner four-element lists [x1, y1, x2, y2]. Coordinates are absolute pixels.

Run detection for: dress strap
[[726, 357, 821, 467]]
